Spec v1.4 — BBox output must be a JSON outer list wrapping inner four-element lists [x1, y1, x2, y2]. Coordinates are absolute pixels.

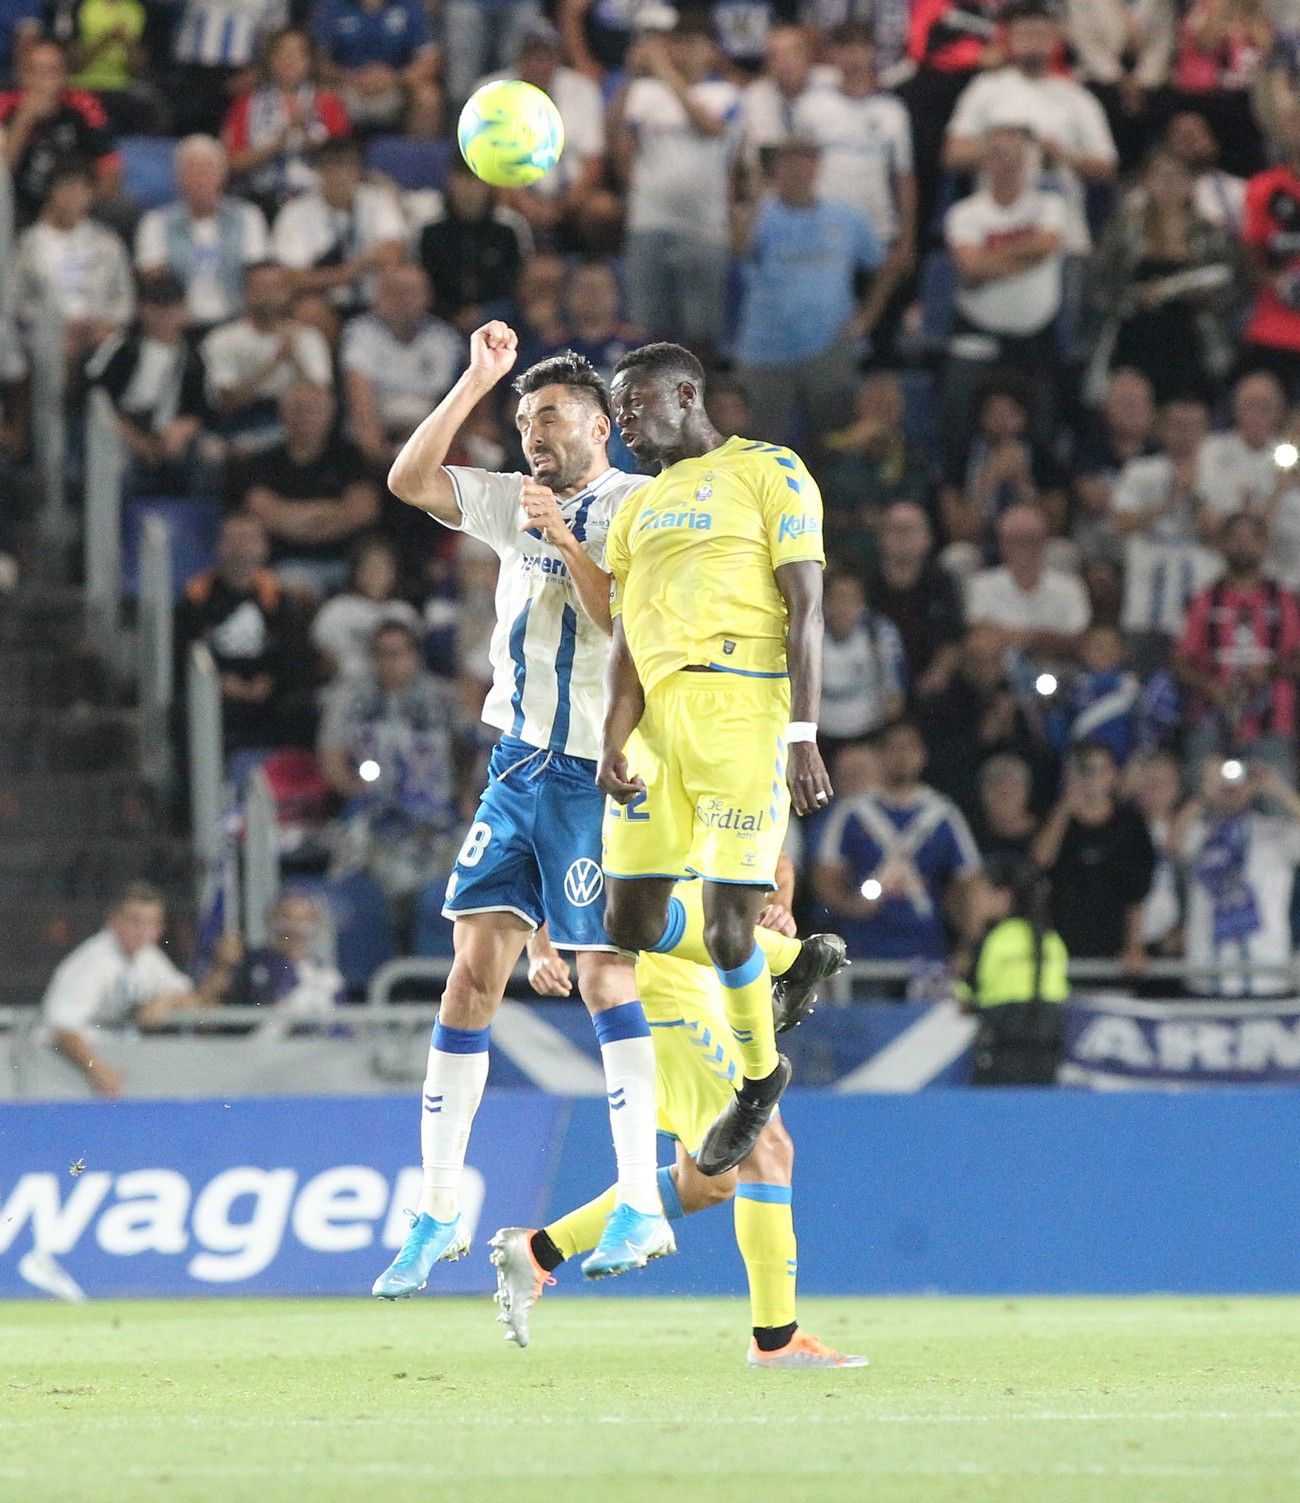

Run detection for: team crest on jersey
[[694, 474, 714, 503]]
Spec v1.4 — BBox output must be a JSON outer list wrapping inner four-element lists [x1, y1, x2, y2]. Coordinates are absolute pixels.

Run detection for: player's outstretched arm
[[776, 559, 834, 817], [387, 320, 519, 525], [597, 617, 647, 804]]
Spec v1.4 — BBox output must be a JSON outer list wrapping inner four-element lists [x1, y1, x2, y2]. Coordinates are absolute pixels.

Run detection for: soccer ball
[[457, 80, 565, 189]]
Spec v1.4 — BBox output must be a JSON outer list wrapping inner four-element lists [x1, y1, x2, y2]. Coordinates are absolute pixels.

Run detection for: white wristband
[[786, 721, 817, 744]]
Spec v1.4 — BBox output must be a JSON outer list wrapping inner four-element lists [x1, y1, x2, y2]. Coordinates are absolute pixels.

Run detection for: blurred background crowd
[[13, 0, 1300, 1038]]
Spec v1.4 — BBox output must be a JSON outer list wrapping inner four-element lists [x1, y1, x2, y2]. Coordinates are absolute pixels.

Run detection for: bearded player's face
[[610, 371, 686, 472], [516, 384, 602, 494]]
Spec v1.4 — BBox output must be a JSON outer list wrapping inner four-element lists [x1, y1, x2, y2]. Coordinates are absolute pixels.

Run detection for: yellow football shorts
[[603, 670, 791, 887], [637, 951, 744, 1156]]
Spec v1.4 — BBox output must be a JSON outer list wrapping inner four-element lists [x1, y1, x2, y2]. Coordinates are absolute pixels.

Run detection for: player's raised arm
[[776, 559, 834, 816], [387, 320, 519, 525]]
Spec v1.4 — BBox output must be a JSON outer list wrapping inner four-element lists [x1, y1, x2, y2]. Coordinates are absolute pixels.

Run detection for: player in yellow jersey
[[489, 870, 866, 1369], [597, 342, 834, 1177]]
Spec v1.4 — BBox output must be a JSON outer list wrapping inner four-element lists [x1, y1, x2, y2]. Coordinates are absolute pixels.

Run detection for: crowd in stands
[[14, 0, 1300, 1008]]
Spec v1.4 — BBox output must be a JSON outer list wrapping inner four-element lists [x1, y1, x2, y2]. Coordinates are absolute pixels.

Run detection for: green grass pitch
[[3, 1296, 1299, 1503]]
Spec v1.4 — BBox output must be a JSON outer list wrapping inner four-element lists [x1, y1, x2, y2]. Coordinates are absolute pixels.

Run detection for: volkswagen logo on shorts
[[564, 857, 605, 907]]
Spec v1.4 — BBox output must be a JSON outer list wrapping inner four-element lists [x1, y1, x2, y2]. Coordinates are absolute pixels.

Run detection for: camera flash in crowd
[[1222, 759, 1245, 783], [358, 760, 381, 783], [1035, 673, 1058, 697], [1274, 442, 1299, 471], [860, 878, 882, 901]]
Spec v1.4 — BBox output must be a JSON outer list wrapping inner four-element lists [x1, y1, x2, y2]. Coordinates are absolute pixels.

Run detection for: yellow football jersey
[[605, 436, 825, 697]]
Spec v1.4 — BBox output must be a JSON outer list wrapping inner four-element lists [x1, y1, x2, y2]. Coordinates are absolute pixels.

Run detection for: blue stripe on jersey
[[548, 604, 579, 750], [570, 490, 596, 543], [508, 600, 532, 737]]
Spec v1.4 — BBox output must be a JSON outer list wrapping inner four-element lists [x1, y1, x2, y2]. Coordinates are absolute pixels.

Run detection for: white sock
[[418, 1022, 490, 1221], [595, 1002, 661, 1217]]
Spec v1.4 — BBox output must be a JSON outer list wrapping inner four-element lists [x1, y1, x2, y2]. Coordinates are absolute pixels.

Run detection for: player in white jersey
[[372, 321, 675, 1295]]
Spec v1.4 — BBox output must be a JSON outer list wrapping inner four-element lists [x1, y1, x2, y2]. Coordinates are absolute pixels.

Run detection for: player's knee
[[703, 912, 753, 973], [440, 958, 503, 1029], [604, 893, 660, 954]]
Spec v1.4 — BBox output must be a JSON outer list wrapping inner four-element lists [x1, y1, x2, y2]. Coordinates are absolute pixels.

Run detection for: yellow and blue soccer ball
[[457, 80, 565, 189]]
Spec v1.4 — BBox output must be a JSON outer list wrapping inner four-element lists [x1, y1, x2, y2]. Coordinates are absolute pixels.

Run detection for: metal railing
[[187, 642, 225, 907], [83, 385, 127, 662], [137, 513, 174, 791], [28, 297, 69, 547], [242, 766, 280, 947]]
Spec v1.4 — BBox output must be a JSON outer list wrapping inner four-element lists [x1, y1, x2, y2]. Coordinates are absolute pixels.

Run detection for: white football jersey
[[443, 465, 649, 762]]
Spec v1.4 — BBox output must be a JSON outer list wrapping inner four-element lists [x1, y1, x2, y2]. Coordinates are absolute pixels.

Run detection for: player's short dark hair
[[613, 342, 708, 397], [513, 350, 611, 418], [113, 880, 166, 912]]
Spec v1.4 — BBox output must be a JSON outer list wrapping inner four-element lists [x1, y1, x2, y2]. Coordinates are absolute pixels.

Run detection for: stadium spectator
[[541, 259, 639, 380], [238, 380, 381, 597], [939, 378, 1069, 580], [311, 0, 440, 137], [85, 272, 222, 500], [11, 159, 134, 371], [1162, 109, 1246, 233], [1112, 394, 1221, 669], [819, 372, 934, 570], [1066, 0, 1175, 169], [0, 39, 120, 225], [201, 261, 334, 454], [1241, 99, 1300, 394], [1086, 147, 1241, 405], [0, 1, 43, 87], [417, 155, 529, 335], [440, 0, 540, 106], [735, 137, 883, 448], [134, 135, 271, 334], [1197, 371, 1289, 522], [944, 0, 1118, 253], [317, 617, 462, 944], [39, 881, 213, 1097], [739, 23, 821, 153], [1073, 368, 1158, 563], [1125, 748, 1185, 956], [556, 0, 639, 80], [941, 117, 1067, 459], [223, 27, 350, 215], [1062, 624, 1143, 765], [916, 620, 1056, 823], [170, 0, 289, 139], [176, 510, 301, 752], [65, 0, 160, 134], [967, 505, 1092, 668], [612, 22, 741, 356], [271, 133, 405, 313], [485, 20, 612, 250], [341, 263, 461, 472], [310, 532, 421, 683], [819, 569, 906, 766], [1171, 0, 1270, 176], [1031, 738, 1156, 966], [1175, 510, 1300, 780], [204, 890, 345, 1027], [973, 751, 1040, 859], [787, 24, 918, 339], [868, 501, 965, 694], [810, 716, 982, 966], [1173, 754, 1300, 996]]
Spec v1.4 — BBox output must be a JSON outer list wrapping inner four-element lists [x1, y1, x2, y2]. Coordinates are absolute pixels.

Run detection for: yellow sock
[[545, 1186, 617, 1262], [734, 1184, 797, 1329], [755, 924, 800, 977], [650, 882, 800, 976], [716, 945, 779, 1080]]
